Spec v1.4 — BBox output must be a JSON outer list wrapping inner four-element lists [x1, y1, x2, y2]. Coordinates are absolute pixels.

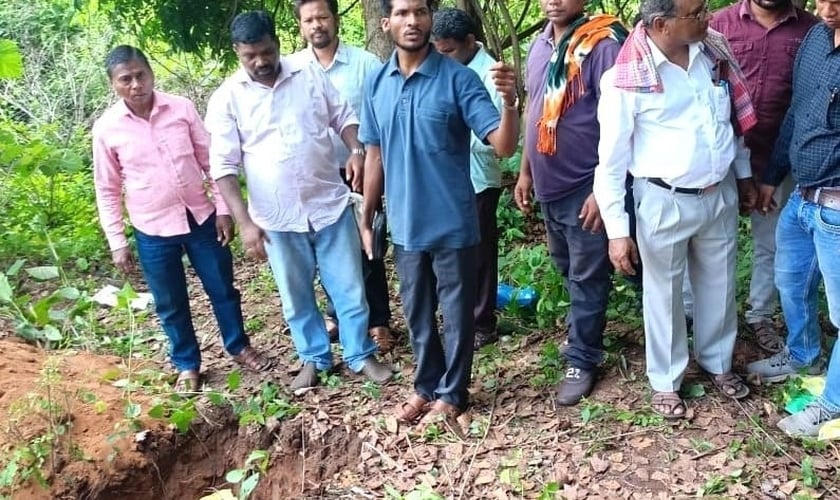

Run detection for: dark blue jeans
[[134, 212, 249, 371], [543, 183, 612, 371], [394, 244, 476, 410]]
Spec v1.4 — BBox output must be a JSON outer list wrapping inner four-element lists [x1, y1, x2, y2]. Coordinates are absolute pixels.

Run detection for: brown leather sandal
[[394, 394, 431, 424], [710, 372, 750, 400], [175, 370, 200, 395], [651, 391, 686, 419], [232, 346, 273, 372]]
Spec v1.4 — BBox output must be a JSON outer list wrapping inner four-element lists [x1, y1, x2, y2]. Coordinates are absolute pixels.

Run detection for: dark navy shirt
[[765, 22, 840, 188], [359, 47, 500, 250]]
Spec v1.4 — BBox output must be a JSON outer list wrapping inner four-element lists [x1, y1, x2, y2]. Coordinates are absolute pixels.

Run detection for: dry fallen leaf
[[779, 479, 798, 495], [590, 455, 611, 474]]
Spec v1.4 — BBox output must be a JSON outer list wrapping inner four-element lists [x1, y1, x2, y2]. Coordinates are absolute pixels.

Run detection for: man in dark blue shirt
[[359, 0, 519, 428], [748, 0, 840, 437]]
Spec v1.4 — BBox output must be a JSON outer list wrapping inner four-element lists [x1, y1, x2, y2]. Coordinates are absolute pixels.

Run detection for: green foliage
[[226, 449, 270, 500], [233, 382, 301, 427], [0, 40, 23, 79], [499, 243, 569, 328], [0, 259, 94, 347]]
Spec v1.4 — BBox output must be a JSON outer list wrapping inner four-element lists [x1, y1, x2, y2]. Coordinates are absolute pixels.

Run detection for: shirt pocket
[[414, 107, 450, 154], [711, 84, 731, 124], [729, 41, 753, 57]]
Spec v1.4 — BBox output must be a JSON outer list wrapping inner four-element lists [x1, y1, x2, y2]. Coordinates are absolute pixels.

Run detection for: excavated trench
[[57, 406, 362, 500]]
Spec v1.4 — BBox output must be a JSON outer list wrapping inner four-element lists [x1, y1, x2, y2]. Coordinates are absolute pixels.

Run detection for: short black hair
[[379, 0, 436, 17], [104, 45, 151, 79], [231, 10, 278, 44], [431, 8, 476, 42], [293, 0, 339, 19]]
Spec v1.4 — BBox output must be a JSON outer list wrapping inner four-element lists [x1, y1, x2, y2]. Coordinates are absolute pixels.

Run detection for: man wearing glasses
[[594, 0, 758, 418]]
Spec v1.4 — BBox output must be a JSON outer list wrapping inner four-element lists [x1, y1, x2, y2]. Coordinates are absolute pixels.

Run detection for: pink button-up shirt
[[93, 91, 230, 251]]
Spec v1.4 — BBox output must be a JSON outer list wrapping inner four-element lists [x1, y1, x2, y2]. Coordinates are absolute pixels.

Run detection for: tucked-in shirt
[[288, 42, 381, 167], [205, 57, 357, 232], [467, 44, 502, 193], [765, 23, 840, 188], [359, 47, 500, 250], [92, 91, 230, 251], [595, 38, 752, 239], [523, 23, 621, 202], [711, 1, 818, 177]]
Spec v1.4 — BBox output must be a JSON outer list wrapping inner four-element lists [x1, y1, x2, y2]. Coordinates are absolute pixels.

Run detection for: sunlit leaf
[[0, 39, 23, 79]]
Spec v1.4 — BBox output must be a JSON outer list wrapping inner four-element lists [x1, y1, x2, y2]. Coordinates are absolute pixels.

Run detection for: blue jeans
[[775, 190, 840, 411], [394, 244, 476, 409], [264, 207, 376, 372], [543, 182, 612, 371], [135, 212, 249, 372]]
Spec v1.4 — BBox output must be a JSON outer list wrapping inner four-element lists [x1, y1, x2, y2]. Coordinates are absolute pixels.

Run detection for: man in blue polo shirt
[[359, 0, 519, 426]]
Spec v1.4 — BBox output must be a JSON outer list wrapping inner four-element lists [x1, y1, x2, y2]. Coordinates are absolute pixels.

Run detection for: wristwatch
[[351, 147, 366, 157]]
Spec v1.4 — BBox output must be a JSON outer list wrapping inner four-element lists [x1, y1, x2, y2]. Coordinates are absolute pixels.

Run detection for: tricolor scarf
[[536, 14, 628, 155], [612, 21, 757, 135]]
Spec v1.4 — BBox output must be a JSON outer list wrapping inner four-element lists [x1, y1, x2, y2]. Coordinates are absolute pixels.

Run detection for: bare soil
[[2, 260, 839, 499]]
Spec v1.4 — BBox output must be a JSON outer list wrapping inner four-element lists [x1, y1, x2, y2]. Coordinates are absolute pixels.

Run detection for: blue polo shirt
[[359, 47, 501, 251]]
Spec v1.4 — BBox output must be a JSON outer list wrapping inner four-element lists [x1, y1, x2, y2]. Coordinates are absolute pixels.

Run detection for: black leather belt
[[647, 177, 718, 195], [801, 187, 840, 210]]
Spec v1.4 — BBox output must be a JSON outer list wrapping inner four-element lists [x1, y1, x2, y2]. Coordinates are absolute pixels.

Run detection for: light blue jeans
[[264, 207, 376, 372], [775, 190, 840, 411]]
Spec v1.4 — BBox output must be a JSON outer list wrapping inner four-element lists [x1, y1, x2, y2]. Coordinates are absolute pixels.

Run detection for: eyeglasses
[[669, 3, 711, 21]]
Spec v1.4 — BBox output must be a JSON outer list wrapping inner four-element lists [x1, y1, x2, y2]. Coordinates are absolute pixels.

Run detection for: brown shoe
[[369, 326, 395, 353], [360, 357, 393, 384]]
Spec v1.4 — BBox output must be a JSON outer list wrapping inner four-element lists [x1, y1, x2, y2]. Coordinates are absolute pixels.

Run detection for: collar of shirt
[[386, 45, 442, 78], [738, 0, 798, 24], [231, 56, 303, 88], [116, 90, 171, 119], [648, 36, 704, 70], [299, 40, 350, 71]]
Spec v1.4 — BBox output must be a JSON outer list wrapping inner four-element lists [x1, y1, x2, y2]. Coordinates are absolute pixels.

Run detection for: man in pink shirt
[[92, 45, 272, 393]]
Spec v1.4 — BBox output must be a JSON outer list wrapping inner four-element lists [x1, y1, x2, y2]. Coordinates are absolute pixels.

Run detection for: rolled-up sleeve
[[359, 73, 381, 146], [593, 69, 635, 240], [92, 125, 128, 251], [205, 86, 243, 180]]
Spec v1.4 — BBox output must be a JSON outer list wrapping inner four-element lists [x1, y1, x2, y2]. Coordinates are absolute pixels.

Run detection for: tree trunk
[[361, 0, 393, 60]]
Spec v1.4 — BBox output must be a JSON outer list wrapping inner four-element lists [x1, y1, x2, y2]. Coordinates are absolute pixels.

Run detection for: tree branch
[[340, 0, 360, 16]]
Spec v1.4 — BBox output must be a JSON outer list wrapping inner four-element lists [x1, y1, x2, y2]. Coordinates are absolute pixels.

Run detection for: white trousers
[[634, 173, 739, 392]]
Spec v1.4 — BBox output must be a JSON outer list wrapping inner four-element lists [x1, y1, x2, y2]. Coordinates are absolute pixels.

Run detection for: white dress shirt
[[206, 56, 358, 233], [288, 42, 381, 167], [594, 38, 751, 239]]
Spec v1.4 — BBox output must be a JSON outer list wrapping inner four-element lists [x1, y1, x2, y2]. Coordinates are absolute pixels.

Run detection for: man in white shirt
[[206, 10, 393, 391], [289, 0, 394, 353], [593, 0, 757, 418], [431, 8, 503, 351]]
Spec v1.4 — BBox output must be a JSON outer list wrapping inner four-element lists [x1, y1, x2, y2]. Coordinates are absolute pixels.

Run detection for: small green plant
[[360, 380, 381, 400], [233, 382, 301, 427], [799, 456, 821, 489], [689, 437, 714, 453], [529, 340, 564, 388], [0, 259, 93, 346], [383, 483, 445, 500], [580, 400, 609, 425], [225, 449, 270, 499], [318, 371, 343, 389], [537, 481, 560, 500]]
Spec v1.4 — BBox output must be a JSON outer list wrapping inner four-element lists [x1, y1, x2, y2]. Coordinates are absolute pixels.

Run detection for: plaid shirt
[[764, 23, 840, 188]]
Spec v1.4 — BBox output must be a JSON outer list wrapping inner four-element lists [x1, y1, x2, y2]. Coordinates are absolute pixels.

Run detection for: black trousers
[[394, 244, 476, 410], [474, 187, 501, 334]]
